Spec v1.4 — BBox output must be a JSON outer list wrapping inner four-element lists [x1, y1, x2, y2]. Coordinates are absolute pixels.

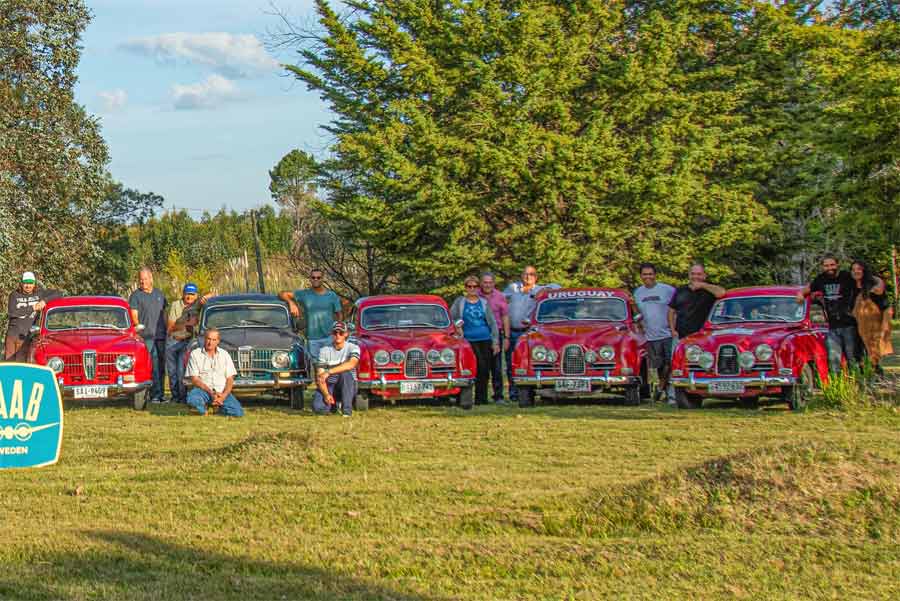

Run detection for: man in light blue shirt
[[278, 268, 343, 363], [633, 263, 676, 403]]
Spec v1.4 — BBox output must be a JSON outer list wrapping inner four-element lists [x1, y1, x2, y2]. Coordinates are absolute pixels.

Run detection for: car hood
[[37, 330, 141, 354], [216, 327, 302, 349], [359, 328, 459, 350], [528, 322, 631, 348], [685, 323, 801, 348]]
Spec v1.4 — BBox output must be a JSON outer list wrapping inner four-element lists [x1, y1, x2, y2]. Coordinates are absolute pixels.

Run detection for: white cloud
[[172, 74, 244, 110], [120, 32, 278, 79], [98, 89, 128, 112]]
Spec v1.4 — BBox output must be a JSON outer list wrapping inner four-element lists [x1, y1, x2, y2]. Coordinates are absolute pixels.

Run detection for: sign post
[[0, 363, 64, 469]]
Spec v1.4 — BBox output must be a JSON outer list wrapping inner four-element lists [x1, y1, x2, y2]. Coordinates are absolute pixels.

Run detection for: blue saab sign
[[0, 363, 63, 469]]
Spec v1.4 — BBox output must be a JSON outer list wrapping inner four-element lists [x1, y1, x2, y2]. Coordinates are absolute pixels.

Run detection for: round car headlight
[[374, 350, 390, 366], [426, 349, 441, 363], [47, 356, 64, 374], [440, 348, 455, 364], [390, 350, 405, 364], [271, 351, 291, 369], [599, 346, 615, 361], [115, 354, 134, 373], [585, 350, 597, 363], [546, 350, 558, 363], [685, 345, 703, 363], [739, 351, 755, 370], [698, 352, 714, 370], [531, 345, 548, 362], [755, 344, 773, 362]]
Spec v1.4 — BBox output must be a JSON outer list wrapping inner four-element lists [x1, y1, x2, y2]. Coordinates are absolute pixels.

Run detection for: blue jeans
[[313, 371, 356, 415], [505, 330, 526, 400], [144, 338, 166, 401], [165, 338, 189, 402], [826, 326, 858, 374], [490, 333, 505, 401], [186, 388, 244, 417]]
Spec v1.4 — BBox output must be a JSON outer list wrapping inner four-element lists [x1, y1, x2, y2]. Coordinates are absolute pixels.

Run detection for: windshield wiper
[[714, 314, 746, 321], [539, 315, 571, 322], [751, 313, 791, 322], [238, 319, 277, 327], [81, 323, 124, 329], [400, 322, 445, 328]]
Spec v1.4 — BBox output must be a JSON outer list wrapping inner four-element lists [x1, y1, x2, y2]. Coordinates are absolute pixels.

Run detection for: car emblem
[[83, 350, 96, 380]]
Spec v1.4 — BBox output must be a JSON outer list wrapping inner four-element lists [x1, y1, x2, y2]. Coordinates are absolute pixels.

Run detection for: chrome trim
[[512, 374, 640, 387], [561, 344, 585, 376], [358, 375, 473, 391], [61, 379, 152, 398], [83, 350, 96, 380], [404, 347, 427, 378], [671, 372, 796, 392]]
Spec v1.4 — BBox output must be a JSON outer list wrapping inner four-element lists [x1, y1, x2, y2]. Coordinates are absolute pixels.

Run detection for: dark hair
[[689, 261, 706, 272], [639, 263, 656, 274], [851, 260, 877, 296], [821, 253, 838, 264]]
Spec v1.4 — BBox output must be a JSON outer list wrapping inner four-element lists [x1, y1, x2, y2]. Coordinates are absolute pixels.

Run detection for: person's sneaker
[[150, 397, 169, 404], [494, 398, 508, 405], [341, 413, 351, 418], [667, 399, 677, 408]]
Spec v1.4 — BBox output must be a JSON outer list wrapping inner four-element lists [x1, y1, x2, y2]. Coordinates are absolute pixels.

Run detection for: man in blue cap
[[165, 283, 211, 403]]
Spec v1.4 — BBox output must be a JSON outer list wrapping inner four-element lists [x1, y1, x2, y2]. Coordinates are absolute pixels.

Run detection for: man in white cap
[[5, 271, 61, 361]]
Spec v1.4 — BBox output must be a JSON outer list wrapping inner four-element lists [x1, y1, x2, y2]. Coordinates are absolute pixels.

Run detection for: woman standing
[[451, 276, 500, 406], [850, 260, 892, 369]]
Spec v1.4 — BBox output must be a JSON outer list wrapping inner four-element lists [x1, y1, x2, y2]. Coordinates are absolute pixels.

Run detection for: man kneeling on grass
[[185, 328, 244, 417], [313, 321, 360, 417]]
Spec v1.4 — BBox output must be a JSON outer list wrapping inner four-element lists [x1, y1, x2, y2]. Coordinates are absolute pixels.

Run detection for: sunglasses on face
[[465, 284, 478, 289]]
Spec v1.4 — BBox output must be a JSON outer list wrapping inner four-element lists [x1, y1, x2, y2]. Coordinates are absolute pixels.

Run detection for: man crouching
[[313, 321, 360, 417], [185, 328, 244, 417]]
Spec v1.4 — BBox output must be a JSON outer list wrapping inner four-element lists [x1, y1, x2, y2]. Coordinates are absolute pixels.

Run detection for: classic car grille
[[717, 345, 739, 376], [59, 352, 118, 382], [405, 349, 427, 378], [226, 348, 291, 373], [561, 345, 585, 375]]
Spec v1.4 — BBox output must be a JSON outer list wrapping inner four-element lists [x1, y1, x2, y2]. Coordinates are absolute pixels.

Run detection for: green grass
[[2, 397, 900, 600]]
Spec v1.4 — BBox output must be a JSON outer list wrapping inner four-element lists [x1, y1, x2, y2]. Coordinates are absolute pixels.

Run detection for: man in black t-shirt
[[667, 263, 726, 339], [5, 271, 61, 361]]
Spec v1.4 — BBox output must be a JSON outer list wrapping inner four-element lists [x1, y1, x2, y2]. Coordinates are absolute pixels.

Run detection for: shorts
[[646, 337, 673, 370]]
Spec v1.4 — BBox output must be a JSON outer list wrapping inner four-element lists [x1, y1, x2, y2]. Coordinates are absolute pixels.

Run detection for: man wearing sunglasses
[[313, 321, 360, 416], [279, 268, 343, 364]]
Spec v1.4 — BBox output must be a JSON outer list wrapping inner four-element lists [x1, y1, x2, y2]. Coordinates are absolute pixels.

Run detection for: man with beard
[[4, 272, 61, 361]]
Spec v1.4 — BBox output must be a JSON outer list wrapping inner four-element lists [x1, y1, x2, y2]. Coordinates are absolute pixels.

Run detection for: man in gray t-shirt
[[128, 268, 168, 403], [633, 263, 676, 403], [313, 321, 360, 416]]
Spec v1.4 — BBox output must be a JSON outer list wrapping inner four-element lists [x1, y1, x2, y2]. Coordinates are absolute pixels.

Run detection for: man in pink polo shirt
[[479, 272, 511, 403]]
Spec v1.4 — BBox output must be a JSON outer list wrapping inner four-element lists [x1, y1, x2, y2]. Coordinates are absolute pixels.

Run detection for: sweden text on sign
[[0, 364, 63, 469]]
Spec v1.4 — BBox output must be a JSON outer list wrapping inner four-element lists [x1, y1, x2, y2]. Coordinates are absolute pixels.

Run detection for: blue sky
[[75, 0, 331, 214]]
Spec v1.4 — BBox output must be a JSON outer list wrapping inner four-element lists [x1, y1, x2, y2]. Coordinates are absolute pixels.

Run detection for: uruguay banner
[[0, 363, 64, 469]]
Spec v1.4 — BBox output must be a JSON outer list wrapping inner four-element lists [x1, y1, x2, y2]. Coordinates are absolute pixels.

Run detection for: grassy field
[[2, 391, 899, 600]]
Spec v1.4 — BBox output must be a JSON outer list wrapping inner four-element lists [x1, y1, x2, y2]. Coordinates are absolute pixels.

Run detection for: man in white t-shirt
[[313, 321, 360, 416], [633, 263, 677, 404], [185, 328, 244, 417]]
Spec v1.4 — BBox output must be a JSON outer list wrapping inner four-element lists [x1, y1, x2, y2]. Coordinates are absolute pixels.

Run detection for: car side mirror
[[135, 324, 145, 332], [29, 325, 40, 335]]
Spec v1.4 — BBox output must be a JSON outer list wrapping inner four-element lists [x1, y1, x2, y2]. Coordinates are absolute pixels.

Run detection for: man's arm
[[190, 375, 215, 398], [667, 307, 678, 337], [696, 282, 726, 298], [130, 309, 140, 326], [796, 283, 812, 303], [324, 356, 359, 376], [213, 375, 235, 406]]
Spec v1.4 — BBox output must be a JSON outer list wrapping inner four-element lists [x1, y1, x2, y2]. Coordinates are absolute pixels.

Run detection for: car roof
[[534, 287, 630, 301], [205, 293, 287, 306], [356, 294, 449, 308], [45, 296, 129, 308], [722, 286, 804, 298]]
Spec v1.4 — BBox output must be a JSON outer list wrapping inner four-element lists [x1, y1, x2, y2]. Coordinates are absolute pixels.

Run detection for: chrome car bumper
[[671, 373, 797, 391], [512, 374, 641, 387], [61, 380, 152, 397], [185, 376, 310, 390], [358, 375, 474, 392]]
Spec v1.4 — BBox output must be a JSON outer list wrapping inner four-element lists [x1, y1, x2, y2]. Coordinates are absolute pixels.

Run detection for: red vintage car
[[28, 296, 153, 410], [349, 295, 477, 409], [510, 288, 649, 407], [670, 286, 830, 410]]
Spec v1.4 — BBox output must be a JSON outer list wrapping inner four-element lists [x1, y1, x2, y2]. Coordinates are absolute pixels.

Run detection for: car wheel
[[132, 390, 147, 411], [624, 384, 641, 406], [737, 396, 759, 410], [784, 363, 814, 411], [674, 388, 703, 409], [354, 392, 370, 411], [289, 386, 305, 411], [517, 386, 534, 408], [458, 385, 474, 410]]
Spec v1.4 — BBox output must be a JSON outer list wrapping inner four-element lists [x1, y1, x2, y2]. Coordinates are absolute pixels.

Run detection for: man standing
[[165, 283, 212, 404], [503, 266, 560, 402], [479, 272, 510, 403], [313, 321, 360, 417], [278, 268, 343, 364], [5, 271, 60, 361], [667, 263, 726, 340], [797, 254, 866, 373], [129, 268, 168, 403], [185, 328, 244, 417], [633, 263, 676, 403]]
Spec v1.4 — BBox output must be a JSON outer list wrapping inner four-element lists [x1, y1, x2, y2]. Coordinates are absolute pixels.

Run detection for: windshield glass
[[361, 304, 451, 329], [710, 296, 806, 324], [536, 298, 627, 322], [45, 306, 130, 330], [203, 304, 291, 329]]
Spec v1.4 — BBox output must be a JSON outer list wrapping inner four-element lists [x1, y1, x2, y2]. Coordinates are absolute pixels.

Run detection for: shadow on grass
[[1, 529, 443, 601]]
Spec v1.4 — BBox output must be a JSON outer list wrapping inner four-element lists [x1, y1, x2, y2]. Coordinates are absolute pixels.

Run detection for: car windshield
[[45, 306, 130, 330], [710, 296, 805, 324], [203, 304, 291, 329], [361, 304, 451, 329], [536, 298, 627, 322]]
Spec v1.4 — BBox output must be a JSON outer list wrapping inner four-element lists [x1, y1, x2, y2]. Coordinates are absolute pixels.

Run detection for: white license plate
[[709, 381, 745, 394], [73, 385, 108, 399], [400, 381, 435, 395], [555, 379, 591, 393]]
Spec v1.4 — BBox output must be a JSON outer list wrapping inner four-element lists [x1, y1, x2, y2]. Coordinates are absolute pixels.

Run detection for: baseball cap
[[21, 271, 36, 284], [183, 283, 198, 294], [331, 320, 349, 333]]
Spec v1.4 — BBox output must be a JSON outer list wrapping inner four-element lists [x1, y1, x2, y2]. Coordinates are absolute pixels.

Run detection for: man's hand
[[33, 301, 46, 311], [288, 301, 300, 318], [325, 393, 336, 406], [795, 291, 805, 304], [211, 392, 225, 407]]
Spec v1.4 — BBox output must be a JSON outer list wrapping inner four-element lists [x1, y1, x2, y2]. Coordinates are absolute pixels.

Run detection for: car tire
[[355, 392, 370, 412], [517, 386, 534, 408], [624, 384, 641, 406], [289, 386, 305, 411], [132, 390, 147, 411], [458, 385, 474, 410], [784, 363, 814, 411], [737, 396, 759, 410], [674, 388, 703, 409], [639, 361, 651, 400]]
